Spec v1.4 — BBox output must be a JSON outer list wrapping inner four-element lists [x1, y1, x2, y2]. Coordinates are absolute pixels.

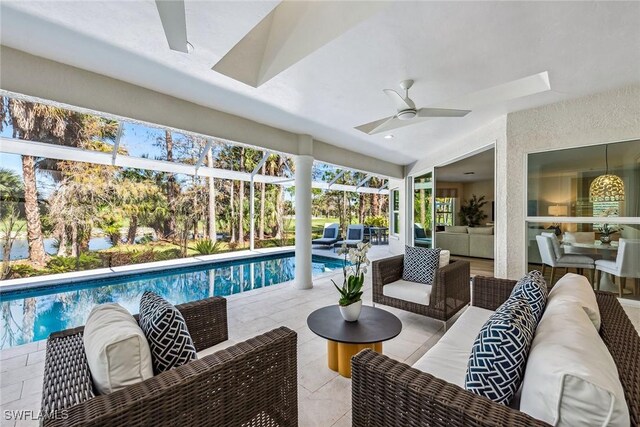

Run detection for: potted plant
[[598, 223, 622, 244], [459, 194, 488, 227], [333, 242, 371, 322]]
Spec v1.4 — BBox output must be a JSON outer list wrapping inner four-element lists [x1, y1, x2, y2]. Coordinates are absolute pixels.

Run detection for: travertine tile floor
[[1, 246, 639, 427]]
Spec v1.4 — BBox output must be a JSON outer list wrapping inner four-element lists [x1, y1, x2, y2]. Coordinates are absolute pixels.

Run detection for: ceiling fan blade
[[155, 0, 188, 53], [355, 116, 395, 134], [417, 108, 471, 118], [434, 71, 551, 110], [383, 89, 413, 110]]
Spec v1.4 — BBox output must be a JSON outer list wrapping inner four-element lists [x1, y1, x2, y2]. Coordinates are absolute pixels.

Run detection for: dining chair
[[595, 238, 640, 297], [536, 234, 595, 285]]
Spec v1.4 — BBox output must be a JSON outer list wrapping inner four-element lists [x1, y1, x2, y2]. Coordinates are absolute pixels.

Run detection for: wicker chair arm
[[472, 276, 517, 311], [372, 255, 404, 286], [351, 349, 549, 427], [174, 296, 228, 351], [44, 327, 297, 427], [430, 259, 470, 305]]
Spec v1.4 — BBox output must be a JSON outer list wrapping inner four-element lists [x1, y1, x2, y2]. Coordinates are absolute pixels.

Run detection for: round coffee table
[[307, 305, 402, 378]]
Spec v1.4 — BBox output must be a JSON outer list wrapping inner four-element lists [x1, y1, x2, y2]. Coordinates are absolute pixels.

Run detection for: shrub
[[364, 216, 388, 227], [193, 239, 220, 255], [8, 263, 44, 279], [46, 254, 103, 273]]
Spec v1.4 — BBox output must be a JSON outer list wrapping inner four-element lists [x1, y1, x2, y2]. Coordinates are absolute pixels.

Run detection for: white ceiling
[[436, 148, 495, 183], [1, 1, 639, 166]]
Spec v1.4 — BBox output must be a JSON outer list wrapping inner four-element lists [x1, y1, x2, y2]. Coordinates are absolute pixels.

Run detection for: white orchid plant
[[333, 242, 372, 307]]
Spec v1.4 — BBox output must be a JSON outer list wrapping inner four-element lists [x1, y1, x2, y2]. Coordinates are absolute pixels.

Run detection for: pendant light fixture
[[589, 144, 625, 202]]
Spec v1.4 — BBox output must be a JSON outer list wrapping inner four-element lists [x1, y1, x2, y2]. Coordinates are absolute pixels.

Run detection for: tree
[[2, 99, 66, 265], [162, 130, 178, 239], [0, 169, 24, 279]]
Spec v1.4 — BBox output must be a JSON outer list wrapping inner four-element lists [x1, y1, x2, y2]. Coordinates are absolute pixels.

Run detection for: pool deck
[[1, 245, 638, 427], [0, 246, 345, 293]]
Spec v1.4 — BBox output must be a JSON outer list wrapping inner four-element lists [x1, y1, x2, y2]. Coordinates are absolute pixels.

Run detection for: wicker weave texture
[[41, 297, 297, 427], [372, 256, 471, 321], [354, 278, 640, 427]]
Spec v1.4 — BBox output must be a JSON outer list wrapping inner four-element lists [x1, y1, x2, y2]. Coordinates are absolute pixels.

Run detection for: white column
[[250, 177, 255, 251], [294, 154, 314, 290]]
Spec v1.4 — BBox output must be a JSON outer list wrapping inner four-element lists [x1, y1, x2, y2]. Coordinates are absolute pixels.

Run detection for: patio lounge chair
[[414, 223, 432, 247], [312, 223, 341, 247], [41, 297, 298, 427], [334, 224, 366, 250]]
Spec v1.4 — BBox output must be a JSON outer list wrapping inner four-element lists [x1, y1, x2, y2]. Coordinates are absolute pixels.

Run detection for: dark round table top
[[307, 305, 402, 344]]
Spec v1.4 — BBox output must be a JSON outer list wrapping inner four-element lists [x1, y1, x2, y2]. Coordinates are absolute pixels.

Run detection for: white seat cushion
[[196, 339, 237, 358], [520, 301, 629, 426], [383, 280, 432, 306], [595, 259, 618, 275], [548, 273, 600, 330], [557, 254, 595, 267], [83, 303, 154, 395], [412, 306, 494, 387]]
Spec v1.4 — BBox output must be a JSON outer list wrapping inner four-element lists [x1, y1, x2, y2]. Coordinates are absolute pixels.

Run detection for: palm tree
[[2, 99, 69, 266]]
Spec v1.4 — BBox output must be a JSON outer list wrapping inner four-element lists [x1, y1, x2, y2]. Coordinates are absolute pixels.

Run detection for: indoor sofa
[[435, 226, 494, 259], [353, 275, 639, 427]]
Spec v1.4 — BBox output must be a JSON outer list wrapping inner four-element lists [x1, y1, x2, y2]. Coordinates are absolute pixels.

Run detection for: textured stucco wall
[[503, 84, 640, 278]]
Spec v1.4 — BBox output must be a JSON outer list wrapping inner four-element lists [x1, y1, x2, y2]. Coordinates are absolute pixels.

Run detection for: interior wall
[[503, 83, 640, 279], [462, 179, 495, 224]]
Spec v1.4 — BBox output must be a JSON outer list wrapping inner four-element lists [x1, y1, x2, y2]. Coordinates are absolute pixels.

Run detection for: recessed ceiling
[[1, 1, 639, 166], [436, 149, 495, 183]]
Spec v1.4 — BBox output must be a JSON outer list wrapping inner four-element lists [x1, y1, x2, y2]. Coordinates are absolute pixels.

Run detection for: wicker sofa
[[41, 297, 298, 427], [352, 276, 640, 427], [372, 255, 470, 324]]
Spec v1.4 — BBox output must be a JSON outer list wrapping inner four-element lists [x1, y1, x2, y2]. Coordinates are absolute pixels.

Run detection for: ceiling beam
[[155, 0, 189, 53], [251, 151, 271, 177]]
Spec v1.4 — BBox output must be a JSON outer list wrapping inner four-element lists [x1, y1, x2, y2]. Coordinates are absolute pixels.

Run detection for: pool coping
[[0, 246, 345, 293]]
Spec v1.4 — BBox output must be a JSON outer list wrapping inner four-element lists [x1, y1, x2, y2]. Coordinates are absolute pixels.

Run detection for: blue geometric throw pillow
[[139, 291, 197, 374], [511, 270, 548, 322], [465, 297, 535, 405], [402, 246, 441, 285]]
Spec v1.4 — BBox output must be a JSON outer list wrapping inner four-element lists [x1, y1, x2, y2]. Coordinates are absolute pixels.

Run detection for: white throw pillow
[[84, 303, 154, 395], [439, 250, 450, 268], [548, 273, 601, 331], [520, 302, 629, 426]]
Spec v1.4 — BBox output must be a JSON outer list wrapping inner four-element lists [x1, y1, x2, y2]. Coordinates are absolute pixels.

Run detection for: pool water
[[0, 253, 345, 349]]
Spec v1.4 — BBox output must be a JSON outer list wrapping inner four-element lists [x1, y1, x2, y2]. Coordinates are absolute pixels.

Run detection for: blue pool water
[[0, 253, 345, 349]]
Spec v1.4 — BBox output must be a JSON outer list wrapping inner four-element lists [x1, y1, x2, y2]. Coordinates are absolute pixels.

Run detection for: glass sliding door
[[413, 172, 433, 248]]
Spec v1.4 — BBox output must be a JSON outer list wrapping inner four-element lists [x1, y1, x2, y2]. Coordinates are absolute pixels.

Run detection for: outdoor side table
[[307, 305, 402, 378]]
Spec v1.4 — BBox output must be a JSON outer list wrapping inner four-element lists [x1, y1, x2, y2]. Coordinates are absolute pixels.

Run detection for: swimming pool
[[0, 253, 345, 349]]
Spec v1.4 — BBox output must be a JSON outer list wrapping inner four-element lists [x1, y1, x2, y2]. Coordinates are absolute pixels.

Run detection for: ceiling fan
[[356, 72, 551, 135], [356, 80, 470, 135]]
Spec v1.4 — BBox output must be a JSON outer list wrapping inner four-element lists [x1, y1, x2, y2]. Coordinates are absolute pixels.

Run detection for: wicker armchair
[[41, 297, 298, 427], [372, 255, 470, 324], [352, 276, 640, 427]]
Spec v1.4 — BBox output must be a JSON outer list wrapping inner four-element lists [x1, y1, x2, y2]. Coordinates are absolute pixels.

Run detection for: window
[[391, 189, 400, 235], [526, 139, 640, 300]]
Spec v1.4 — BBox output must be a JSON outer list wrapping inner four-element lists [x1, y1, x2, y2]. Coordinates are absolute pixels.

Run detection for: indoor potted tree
[[333, 242, 371, 321], [459, 194, 488, 227]]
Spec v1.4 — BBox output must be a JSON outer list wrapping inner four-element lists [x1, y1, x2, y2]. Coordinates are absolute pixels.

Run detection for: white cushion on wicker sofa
[[520, 301, 629, 426], [412, 306, 493, 387], [83, 303, 154, 395], [196, 339, 237, 358], [383, 280, 432, 306], [383, 250, 451, 306]]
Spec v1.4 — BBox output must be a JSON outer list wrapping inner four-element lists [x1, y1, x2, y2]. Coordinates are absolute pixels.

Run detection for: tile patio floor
[[1, 246, 639, 427]]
